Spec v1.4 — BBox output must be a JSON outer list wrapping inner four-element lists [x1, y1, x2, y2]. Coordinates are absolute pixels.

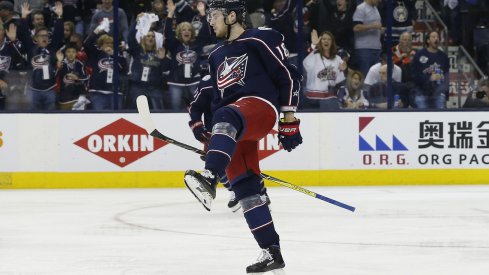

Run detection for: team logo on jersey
[[0, 56, 11, 72], [393, 5, 408, 22], [74, 118, 168, 167], [31, 54, 50, 69], [216, 54, 248, 92], [317, 66, 337, 81], [176, 50, 197, 65], [98, 58, 113, 72]]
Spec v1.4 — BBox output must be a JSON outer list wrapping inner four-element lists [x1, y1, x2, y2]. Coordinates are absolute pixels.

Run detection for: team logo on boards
[[74, 118, 168, 167], [359, 117, 408, 151], [258, 129, 282, 160]]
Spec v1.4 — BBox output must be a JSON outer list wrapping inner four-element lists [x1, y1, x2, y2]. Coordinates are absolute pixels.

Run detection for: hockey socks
[[240, 194, 279, 248], [205, 132, 236, 177], [205, 107, 243, 176]]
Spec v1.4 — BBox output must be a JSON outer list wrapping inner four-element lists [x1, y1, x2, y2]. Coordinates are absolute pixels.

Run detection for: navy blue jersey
[[55, 59, 88, 103], [412, 47, 450, 89], [189, 75, 213, 129], [164, 19, 202, 86], [19, 19, 64, 91], [207, 28, 301, 113], [0, 39, 23, 80], [127, 25, 170, 87], [84, 33, 126, 94]]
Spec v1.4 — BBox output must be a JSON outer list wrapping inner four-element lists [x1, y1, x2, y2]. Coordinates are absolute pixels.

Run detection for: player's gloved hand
[[189, 120, 212, 144], [278, 119, 302, 152]]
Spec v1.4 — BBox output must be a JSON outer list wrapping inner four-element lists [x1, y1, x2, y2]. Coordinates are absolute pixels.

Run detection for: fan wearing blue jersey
[[183, 0, 303, 273]]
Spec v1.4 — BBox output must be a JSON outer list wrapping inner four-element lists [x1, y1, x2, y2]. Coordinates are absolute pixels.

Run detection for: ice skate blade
[[184, 175, 213, 211], [230, 203, 241, 213], [249, 269, 286, 275]]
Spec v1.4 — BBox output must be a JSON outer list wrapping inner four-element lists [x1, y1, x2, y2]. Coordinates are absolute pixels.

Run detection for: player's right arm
[[188, 75, 213, 144]]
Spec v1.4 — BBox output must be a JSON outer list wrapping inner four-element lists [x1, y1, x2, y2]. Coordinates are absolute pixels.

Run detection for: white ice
[[1, 185, 489, 275]]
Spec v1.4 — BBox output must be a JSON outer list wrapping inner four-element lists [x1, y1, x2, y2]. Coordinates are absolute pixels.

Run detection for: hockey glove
[[189, 120, 212, 144], [278, 119, 302, 152]]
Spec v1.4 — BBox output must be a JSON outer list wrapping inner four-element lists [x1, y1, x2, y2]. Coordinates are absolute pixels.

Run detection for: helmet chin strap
[[224, 16, 238, 40]]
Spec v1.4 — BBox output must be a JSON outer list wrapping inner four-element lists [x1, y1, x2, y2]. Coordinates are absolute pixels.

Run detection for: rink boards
[[1, 112, 489, 188]]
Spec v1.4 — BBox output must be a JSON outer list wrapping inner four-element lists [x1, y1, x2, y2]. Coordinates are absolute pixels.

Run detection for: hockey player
[[183, 0, 303, 273]]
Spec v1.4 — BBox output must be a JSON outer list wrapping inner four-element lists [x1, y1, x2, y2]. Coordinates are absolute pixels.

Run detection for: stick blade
[[136, 95, 156, 134]]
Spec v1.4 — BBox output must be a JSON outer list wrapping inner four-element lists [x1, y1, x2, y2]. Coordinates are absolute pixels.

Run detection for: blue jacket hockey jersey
[[207, 27, 302, 114]]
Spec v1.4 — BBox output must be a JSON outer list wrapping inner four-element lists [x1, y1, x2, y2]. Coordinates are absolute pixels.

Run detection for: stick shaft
[[136, 95, 355, 212]]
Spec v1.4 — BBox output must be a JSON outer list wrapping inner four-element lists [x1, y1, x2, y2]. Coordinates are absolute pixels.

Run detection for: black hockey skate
[[227, 190, 241, 212], [246, 245, 286, 274], [184, 170, 218, 211]]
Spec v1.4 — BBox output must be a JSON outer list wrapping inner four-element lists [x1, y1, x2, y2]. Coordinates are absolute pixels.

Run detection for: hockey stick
[[136, 95, 355, 212]]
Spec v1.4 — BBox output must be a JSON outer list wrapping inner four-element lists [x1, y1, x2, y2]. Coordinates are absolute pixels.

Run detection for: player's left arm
[[249, 28, 301, 112], [250, 29, 303, 151]]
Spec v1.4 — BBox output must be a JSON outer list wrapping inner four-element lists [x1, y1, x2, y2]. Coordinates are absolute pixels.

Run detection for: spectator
[[441, 0, 462, 45], [365, 64, 402, 109], [126, 17, 170, 110], [83, 30, 126, 110], [168, 0, 195, 24], [18, 1, 64, 110], [246, 0, 266, 28], [55, 0, 83, 35], [0, 1, 16, 29], [352, 0, 383, 76], [310, 0, 356, 54], [411, 30, 450, 109], [364, 52, 402, 87], [165, 1, 202, 111], [26, 9, 46, 37], [268, 0, 298, 66], [337, 70, 369, 109], [191, 0, 215, 47], [463, 78, 489, 108], [392, 31, 416, 66], [378, 0, 416, 45], [303, 31, 347, 110], [150, 0, 168, 33], [0, 22, 22, 110], [69, 33, 88, 64], [89, 0, 129, 42], [63, 21, 75, 44], [55, 42, 88, 110], [393, 31, 416, 107]]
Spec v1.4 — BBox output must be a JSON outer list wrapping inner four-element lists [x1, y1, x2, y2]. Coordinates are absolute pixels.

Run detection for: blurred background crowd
[[0, 0, 487, 111]]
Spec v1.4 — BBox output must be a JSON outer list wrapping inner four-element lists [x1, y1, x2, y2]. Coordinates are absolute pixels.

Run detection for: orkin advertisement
[[74, 118, 169, 167]]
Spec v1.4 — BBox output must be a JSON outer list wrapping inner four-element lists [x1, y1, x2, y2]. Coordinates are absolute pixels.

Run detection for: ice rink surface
[[1, 185, 489, 275]]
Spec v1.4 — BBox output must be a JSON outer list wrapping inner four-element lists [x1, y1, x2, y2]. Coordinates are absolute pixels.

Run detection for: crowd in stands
[[0, 0, 487, 111]]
